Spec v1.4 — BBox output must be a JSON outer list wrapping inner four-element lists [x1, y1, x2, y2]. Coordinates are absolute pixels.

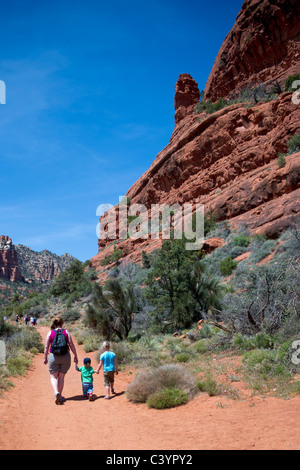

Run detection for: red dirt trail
[[0, 326, 299, 450]]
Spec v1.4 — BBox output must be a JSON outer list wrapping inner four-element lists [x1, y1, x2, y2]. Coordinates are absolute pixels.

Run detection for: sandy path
[[0, 326, 299, 450]]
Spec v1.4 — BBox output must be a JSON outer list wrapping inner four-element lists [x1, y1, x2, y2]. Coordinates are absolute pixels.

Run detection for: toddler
[[76, 357, 95, 401]]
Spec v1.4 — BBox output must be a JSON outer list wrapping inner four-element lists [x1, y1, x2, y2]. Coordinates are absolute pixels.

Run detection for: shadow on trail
[[66, 391, 125, 402]]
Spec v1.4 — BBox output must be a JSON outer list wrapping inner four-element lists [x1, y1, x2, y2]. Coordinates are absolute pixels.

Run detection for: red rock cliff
[[175, 74, 200, 125], [0, 236, 23, 282], [91, 0, 300, 274], [204, 0, 300, 102]]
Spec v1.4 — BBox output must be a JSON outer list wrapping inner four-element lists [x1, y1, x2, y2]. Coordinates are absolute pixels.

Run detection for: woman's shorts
[[48, 352, 71, 375], [104, 371, 115, 387]]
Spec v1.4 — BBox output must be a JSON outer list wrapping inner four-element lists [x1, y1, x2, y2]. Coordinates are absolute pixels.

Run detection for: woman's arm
[[66, 330, 78, 363], [43, 332, 51, 365]]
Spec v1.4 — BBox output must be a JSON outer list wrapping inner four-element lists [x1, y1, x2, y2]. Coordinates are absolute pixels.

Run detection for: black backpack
[[51, 329, 68, 356]]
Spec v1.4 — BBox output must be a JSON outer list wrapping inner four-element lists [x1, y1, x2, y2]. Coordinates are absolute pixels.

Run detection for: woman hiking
[[44, 317, 78, 404]]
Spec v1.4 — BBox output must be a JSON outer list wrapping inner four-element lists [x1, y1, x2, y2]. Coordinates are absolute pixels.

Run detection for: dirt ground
[[0, 326, 299, 451]]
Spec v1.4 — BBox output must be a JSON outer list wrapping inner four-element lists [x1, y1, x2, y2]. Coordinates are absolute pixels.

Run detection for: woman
[[44, 317, 78, 404]]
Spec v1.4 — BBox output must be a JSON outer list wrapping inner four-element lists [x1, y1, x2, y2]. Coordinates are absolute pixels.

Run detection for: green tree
[[86, 279, 136, 340], [145, 239, 224, 331], [50, 260, 92, 300], [191, 261, 224, 314], [219, 256, 237, 276]]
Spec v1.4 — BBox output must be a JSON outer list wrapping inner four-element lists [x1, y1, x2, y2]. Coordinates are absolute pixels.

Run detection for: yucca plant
[[86, 279, 137, 340]]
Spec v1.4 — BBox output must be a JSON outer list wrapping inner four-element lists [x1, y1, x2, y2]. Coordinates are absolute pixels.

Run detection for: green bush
[[197, 323, 214, 339], [242, 349, 290, 378], [286, 133, 300, 155], [61, 309, 81, 323], [249, 239, 275, 263], [285, 74, 300, 91], [146, 387, 188, 409], [233, 235, 251, 247], [6, 354, 32, 377], [197, 375, 219, 396], [277, 153, 286, 168], [126, 364, 197, 404], [195, 97, 229, 115], [10, 327, 44, 353], [233, 332, 274, 351], [100, 247, 123, 266], [193, 340, 207, 354], [219, 256, 237, 276], [175, 352, 190, 363]]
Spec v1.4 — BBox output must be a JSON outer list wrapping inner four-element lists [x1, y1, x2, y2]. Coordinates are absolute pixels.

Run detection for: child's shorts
[[104, 371, 115, 387], [82, 382, 93, 396]]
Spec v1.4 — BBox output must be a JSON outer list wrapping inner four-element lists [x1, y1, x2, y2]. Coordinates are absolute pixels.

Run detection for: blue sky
[[0, 0, 244, 261]]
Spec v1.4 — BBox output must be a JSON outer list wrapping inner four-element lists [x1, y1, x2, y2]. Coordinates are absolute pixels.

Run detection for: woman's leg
[[50, 372, 65, 403], [50, 372, 59, 394], [57, 372, 65, 395]]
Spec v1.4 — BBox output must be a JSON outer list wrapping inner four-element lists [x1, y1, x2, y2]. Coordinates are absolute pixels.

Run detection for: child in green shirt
[[76, 357, 95, 401]]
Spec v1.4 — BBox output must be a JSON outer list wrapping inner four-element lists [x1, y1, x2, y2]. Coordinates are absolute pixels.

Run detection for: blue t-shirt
[[100, 351, 116, 372]]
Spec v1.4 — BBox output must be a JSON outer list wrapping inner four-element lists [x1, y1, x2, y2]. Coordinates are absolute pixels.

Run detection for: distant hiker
[[33, 316, 37, 326], [15, 315, 19, 324], [24, 314, 29, 326], [76, 357, 95, 401], [44, 317, 78, 405], [96, 341, 118, 400], [30, 316, 34, 326]]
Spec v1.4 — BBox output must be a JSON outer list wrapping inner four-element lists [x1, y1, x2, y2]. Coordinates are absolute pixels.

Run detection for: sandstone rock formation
[[175, 74, 200, 125], [15, 245, 77, 283], [0, 236, 23, 282], [203, 0, 300, 102], [90, 0, 300, 274]]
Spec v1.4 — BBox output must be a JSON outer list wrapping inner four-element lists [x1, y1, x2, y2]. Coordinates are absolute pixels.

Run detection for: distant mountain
[[15, 245, 77, 283], [0, 235, 78, 309]]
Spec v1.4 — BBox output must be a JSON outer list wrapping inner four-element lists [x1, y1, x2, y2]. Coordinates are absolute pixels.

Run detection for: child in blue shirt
[[96, 341, 118, 399]]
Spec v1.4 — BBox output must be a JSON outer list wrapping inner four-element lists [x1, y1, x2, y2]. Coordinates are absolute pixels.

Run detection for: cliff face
[[15, 245, 77, 283], [204, 0, 300, 102], [126, 91, 299, 236], [91, 0, 300, 273], [0, 236, 23, 282], [175, 74, 201, 125], [0, 236, 77, 284]]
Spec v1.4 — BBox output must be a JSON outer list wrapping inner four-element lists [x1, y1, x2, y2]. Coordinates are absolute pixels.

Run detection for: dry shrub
[[126, 364, 197, 404]]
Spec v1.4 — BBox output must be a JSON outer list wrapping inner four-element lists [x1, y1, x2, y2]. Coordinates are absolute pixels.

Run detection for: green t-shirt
[[77, 365, 95, 383]]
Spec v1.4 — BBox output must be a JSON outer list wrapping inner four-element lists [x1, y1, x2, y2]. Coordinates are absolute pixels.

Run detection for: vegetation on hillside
[[196, 74, 300, 115], [1, 222, 299, 406]]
